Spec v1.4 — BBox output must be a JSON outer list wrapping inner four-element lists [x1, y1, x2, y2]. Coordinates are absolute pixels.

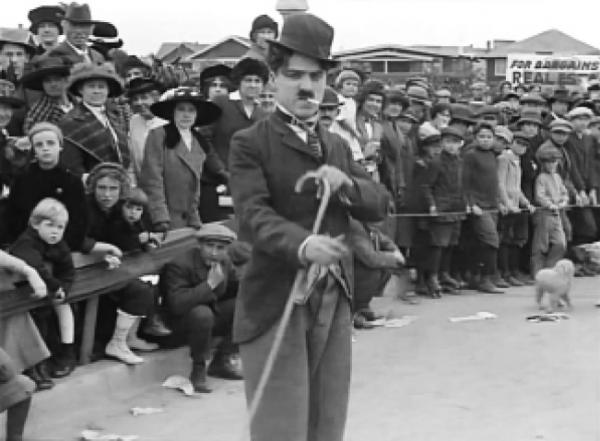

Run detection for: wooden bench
[[0, 228, 197, 364]]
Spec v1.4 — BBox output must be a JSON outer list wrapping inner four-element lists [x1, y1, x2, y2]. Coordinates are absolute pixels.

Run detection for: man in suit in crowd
[[229, 13, 388, 441]]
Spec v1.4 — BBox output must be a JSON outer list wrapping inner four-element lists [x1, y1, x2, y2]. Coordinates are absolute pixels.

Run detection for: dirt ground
[[16, 276, 600, 441]]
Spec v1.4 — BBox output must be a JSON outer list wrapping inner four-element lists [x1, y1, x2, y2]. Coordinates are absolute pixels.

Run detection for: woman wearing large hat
[[22, 56, 74, 132], [58, 62, 129, 177], [140, 87, 227, 230]]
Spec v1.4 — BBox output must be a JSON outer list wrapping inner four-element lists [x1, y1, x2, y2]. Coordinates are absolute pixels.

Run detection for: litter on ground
[[130, 407, 165, 416], [80, 430, 139, 441], [162, 375, 195, 396], [526, 312, 570, 322], [448, 311, 498, 323]]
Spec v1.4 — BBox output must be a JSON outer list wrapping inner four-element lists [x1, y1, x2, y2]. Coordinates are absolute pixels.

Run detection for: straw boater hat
[[0, 80, 25, 108], [266, 13, 338, 69], [20, 56, 71, 91], [67, 62, 124, 97], [150, 87, 222, 126]]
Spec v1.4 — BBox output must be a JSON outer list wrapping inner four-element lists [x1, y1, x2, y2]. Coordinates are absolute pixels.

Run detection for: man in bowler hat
[[229, 13, 387, 441]]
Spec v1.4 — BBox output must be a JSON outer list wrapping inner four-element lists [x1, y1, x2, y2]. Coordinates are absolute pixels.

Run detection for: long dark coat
[[229, 112, 388, 343], [58, 103, 130, 177]]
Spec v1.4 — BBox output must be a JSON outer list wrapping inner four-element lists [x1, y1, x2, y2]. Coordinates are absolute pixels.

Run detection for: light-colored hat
[[195, 223, 237, 243], [549, 118, 573, 133], [567, 106, 594, 120], [335, 69, 361, 88], [494, 125, 513, 144]]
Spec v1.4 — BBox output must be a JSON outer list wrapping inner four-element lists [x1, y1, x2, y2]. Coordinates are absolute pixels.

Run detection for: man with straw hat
[[229, 12, 387, 441]]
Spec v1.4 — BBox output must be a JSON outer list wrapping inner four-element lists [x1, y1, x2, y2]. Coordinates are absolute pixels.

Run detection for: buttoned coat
[[140, 126, 226, 229], [58, 103, 130, 177], [229, 112, 388, 343]]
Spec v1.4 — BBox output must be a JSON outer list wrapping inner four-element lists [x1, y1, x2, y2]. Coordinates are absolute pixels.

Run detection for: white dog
[[535, 259, 575, 313]]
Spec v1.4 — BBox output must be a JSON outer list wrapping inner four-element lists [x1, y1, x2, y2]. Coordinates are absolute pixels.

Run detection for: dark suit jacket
[[229, 111, 388, 343], [160, 247, 238, 317], [47, 41, 105, 65], [59, 103, 130, 177]]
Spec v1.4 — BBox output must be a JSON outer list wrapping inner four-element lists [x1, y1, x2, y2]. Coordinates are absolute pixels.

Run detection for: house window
[[410, 61, 424, 72], [387, 61, 410, 73], [369, 61, 385, 73], [494, 58, 507, 77], [443, 58, 463, 73]]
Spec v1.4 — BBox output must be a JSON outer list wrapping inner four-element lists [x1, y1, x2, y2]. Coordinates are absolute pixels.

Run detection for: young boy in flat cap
[[229, 13, 387, 441]]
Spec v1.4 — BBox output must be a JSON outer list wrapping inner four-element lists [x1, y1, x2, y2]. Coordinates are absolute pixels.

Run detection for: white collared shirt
[[277, 104, 309, 143], [179, 128, 193, 151]]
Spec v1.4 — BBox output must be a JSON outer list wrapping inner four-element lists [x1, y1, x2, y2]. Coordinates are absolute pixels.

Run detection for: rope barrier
[[388, 204, 600, 218]]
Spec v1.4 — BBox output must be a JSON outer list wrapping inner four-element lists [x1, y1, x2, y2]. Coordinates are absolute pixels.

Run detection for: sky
[[5, 0, 600, 55]]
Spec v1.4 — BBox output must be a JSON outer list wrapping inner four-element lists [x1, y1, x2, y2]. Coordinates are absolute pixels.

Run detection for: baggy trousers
[[240, 277, 351, 441]]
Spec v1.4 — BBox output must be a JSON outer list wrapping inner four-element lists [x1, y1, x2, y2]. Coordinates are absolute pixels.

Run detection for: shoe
[[106, 340, 144, 365], [415, 279, 428, 296], [190, 362, 212, 393], [492, 274, 510, 288], [426, 275, 442, 299], [353, 314, 375, 329], [504, 274, 524, 287], [439, 272, 460, 290], [442, 285, 461, 295], [478, 277, 504, 294], [358, 309, 383, 322], [143, 315, 172, 337], [514, 271, 534, 285], [127, 336, 159, 352], [208, 354, 244, 380], [50, 344, 77, 378], [465, 273, 481, 290], [25, 363, 54, 391]]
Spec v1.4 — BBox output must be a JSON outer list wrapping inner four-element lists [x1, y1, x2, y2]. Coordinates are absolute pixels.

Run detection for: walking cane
[[239, 171, 332, 441]]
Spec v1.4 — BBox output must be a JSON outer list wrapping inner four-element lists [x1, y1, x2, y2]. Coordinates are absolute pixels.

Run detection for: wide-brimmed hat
[[20, 56, 71, 91], [517, 109, 543, 126], [230, 57, 270, 86], [0, 79, 24, 108], [0, 28, 37, 57], [195, 223, 237, 243], [28, 5, 64, 34], [150, 87, 222, 126], [266, 13, 338, 69], [67, 62, 124, 97], [200, 64, 232, 86], [126, 77, 163, 98], [62, 3, 98, 24]]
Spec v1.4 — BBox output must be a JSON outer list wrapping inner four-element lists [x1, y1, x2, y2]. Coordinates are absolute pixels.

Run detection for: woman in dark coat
[[140, 87, 226, 231], [7, 123, 87, 250], [83, 163, 155, 365]]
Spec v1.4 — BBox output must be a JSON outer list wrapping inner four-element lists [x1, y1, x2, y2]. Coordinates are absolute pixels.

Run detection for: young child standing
[[532, 144, 570, 274], [497, 132, 535, 285], [462, 122, 503, 293], [9, 198, 76, 379]]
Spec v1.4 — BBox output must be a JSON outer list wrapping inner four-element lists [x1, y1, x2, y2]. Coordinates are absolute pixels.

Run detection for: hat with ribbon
[[266, 13, 338, 69], [0, 79, 24, 108], [27, 5, 64, 34], [20, 56, 71, 91], [150, 87, 222, 126]]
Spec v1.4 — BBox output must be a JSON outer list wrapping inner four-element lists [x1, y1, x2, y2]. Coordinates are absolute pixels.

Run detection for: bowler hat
[[0, 28, 37, 57], [267, 13, 338, 69], [200, 64, 232, 86], [20, 56, 71, 91], [230, 57, 270, 86], [126, 77, 163, 98], [0, 79, 24, 108], [195, 223, 237, 243], [250, 14, 278, 39], [67, 62, 124, 97], [62, 3, 98, 24], [150, 87, 222, 126], [28, 5, 64, 34], [320, 87, 341, 107]]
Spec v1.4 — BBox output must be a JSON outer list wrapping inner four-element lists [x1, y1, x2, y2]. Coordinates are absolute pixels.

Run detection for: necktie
[[276, 108, 322, 159]]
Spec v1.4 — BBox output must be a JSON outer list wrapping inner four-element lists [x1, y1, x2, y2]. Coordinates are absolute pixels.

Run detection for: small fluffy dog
[[535, 259, 575, 313]]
